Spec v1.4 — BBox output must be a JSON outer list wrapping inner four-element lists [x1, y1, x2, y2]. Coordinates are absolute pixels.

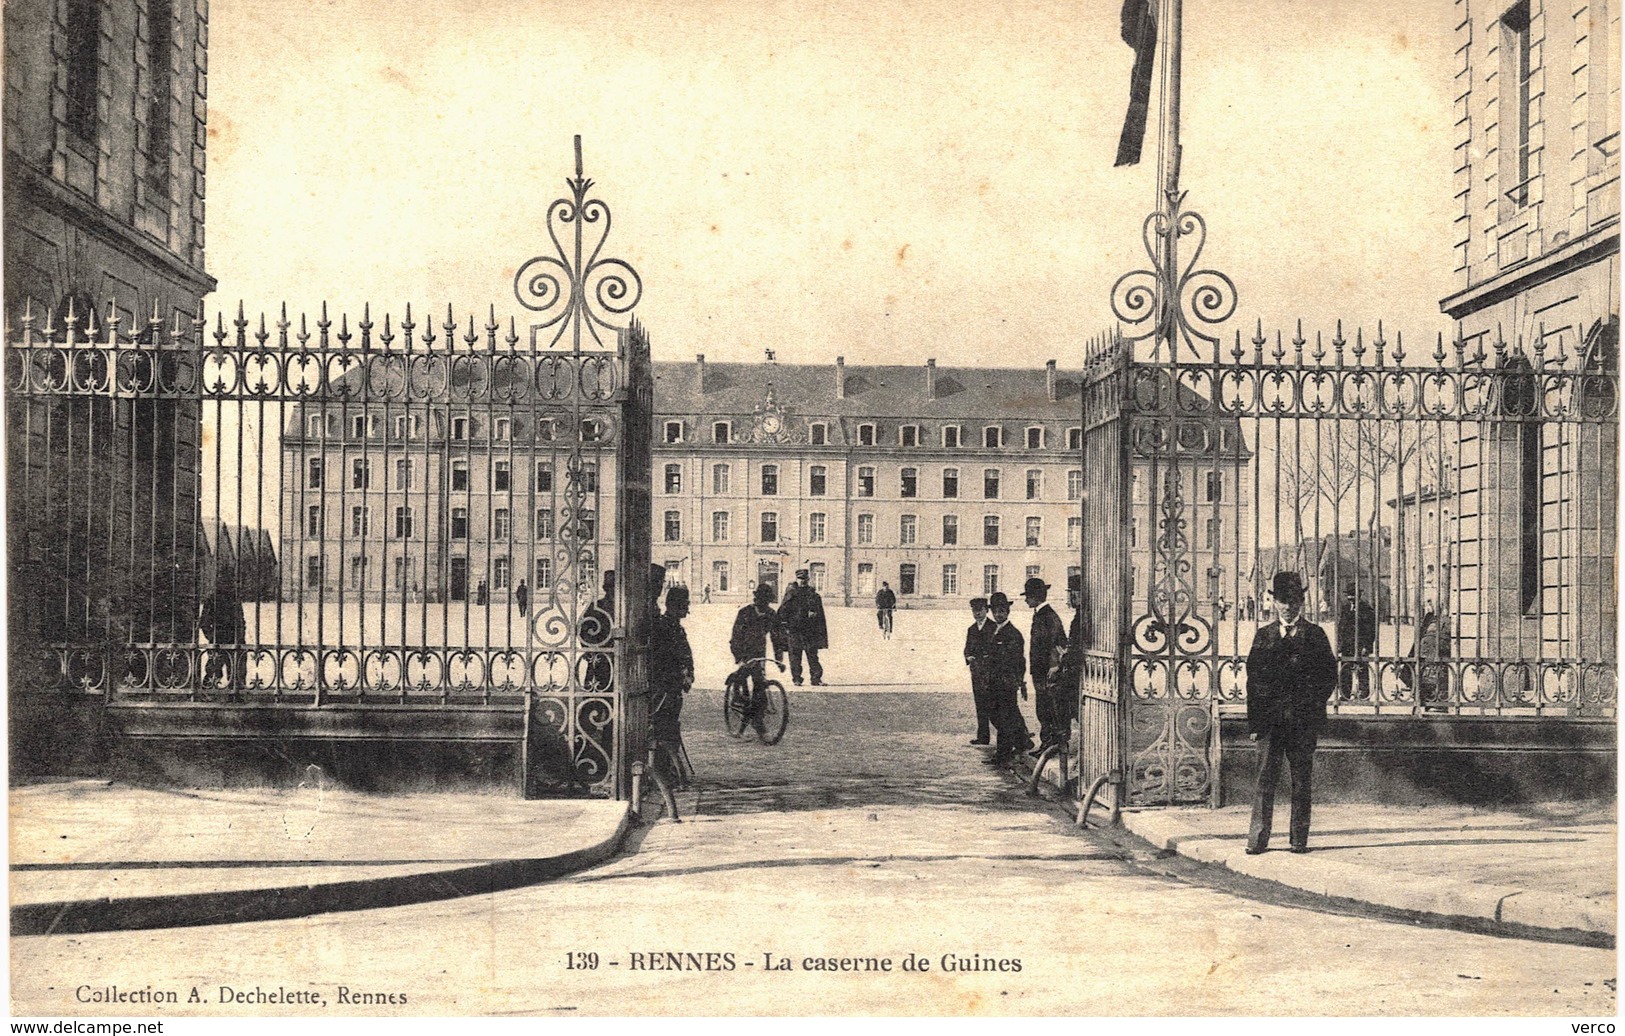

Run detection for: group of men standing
[[962, 575, 1086, 766]]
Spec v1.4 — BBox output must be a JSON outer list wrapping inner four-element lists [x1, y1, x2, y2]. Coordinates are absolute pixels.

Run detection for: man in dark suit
[[1052, 574, 1089, 739], [729, 582, 785, 736], [1022, 576, 1069, 754], [963, 597, 993, 745], [1245, 571, 1339, 854], [985, 592, 1034, 765], [1336, 584, 1378, 702], [778, 568, 828, 686]]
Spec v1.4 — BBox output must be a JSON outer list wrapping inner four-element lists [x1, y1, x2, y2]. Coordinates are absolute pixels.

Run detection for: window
[[307, 415, 324, 439], [1026, 564, 1042, 582], [760, 512, 779, 542], [1131, 472, 1144, 501], [1130, 519, 1138, 548], [899, 564, 917, 596], [306, 505, 322, 537], [452, 460, 469, 491], [712, 561, 730, 593], [900, 425, 919, 447], [664, 421, 683, 443], [1203, 517, 1220, 549], [493, 461, 511, 492], [306, 555, 323, 588], [1026, 517, 1042, 547], [1067, 565, 1081, 592], [1067, 427, 1083, 450], [984, 468, 1001, 499], [900, 514, 918, 545], [942, 564, 959, 596], [144, 0, 172, 191], [581, 462, 599, 492], [942, 514, 959, 545], [1204, 471, 1223, 503], [393, 414, 423, 440], [451, 508, 469, 539], [352, 414, 369, 438], [494, 417, 511, 442], [352, 458, 371, 490], [857, 514, 875, 544], [349, 505, 369, 537], [578, 509, 597, 541], [494, 508, 511, 539], [1502, 0, 1534, 208], [348, 556, 368, 590], [984, 426, 1003, 449], [761, 464, 779, 495], [983, 564, 1000, 596], [394, 555, 413, 591], [809, 465, 827, 496], [857, 466, 875, 497], [900, 467, 918, 498], [308, 458, 324, 489], [858, 423, 877, 446], [535, 557, 553, 589], [810, 423, 828, 446], [713, 421, 730, 444], [452, 417, 468, 441], [493, 557, 511, 590], [664, 463, 683, 494], [984, 516, 1001, 546], [943, 468, 959, 498], [1026, 469, 1042, 500], [809, 512, 827, 543], [535, 419, 556, 442], [394, 506, 414, 539], [943, 425, 962, 449], [809, 562, 827, 591], [534, 508, 554, 539], [1067, 470, 1083, 501], [712, 512, 731, 542], [395, 458, 414, 490], [1067, 516, 1082, 548], [713, 463, 731, 494], [1026, 427, 1045, 449], [535, 462, 553, 492], [65, 0, 99, 141]]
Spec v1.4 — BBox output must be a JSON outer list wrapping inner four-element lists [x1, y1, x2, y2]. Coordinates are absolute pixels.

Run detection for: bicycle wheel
[[757, 681, 789, 745], [723, 677, 749, 737]]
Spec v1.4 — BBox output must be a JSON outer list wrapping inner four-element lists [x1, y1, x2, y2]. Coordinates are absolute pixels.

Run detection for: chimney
[[696, 353, 706, 393], [925, 358, 937, 400], [1045, 359, 1057, 402], [835, 356, 846, 399]]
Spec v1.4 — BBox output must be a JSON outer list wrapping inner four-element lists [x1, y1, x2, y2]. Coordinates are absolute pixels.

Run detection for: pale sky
[[206, 0, 1460, 368]]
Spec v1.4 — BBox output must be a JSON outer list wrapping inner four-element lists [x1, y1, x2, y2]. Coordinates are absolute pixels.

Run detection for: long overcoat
[[1245, 621, 1338, 736]]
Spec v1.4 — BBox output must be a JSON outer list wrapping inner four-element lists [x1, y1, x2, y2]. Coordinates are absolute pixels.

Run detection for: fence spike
[[507, 314, 519, 349], [85, 303, 99, 344], [337, 311, 352, 349], [1534, 321, 1548, 370], [297, 311, 310, 349], [1272, 328, 1285, 364], [255, 310, 269, 349], [1392, 328, 1404, 364], [1353, 326, 1366, 364], [464, 313, 479, 349]]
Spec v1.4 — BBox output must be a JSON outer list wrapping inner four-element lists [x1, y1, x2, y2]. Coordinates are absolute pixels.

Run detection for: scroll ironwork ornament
[[513, 137, 643, 353], [1110, 190, 1238, 361]]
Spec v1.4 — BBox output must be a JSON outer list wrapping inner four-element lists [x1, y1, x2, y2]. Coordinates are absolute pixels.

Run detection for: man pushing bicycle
[[728, 582, 786, 737]]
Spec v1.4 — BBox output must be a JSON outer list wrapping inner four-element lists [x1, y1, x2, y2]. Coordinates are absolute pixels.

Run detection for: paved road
[[10, 685, 1616, 1017]]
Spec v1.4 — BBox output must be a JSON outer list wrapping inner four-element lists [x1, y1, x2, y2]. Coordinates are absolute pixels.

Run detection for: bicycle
[[723, 657, 790, 744]]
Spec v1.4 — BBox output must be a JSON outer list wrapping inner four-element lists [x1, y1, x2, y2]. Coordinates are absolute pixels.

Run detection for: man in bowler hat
[[963, 597, 994, 744], [1245, 571, 1338, 854], [985, 592, 1035, 765], [1022, 576, 1069, 753]]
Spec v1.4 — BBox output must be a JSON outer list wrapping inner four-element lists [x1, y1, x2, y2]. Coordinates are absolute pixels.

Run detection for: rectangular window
[[144, 0, 172, 191], [352, 415, 369, 438], [1026, 427, 1044, 450], [712, 511, 731, 542], [1067, 427, 1083, 450], [1503, 1, 1534, 207], [858, 424, 877, 446], [578, 509, 597, 541], [942, 514, 959, 545], [1067, 516, 1082, 548], [664, 510, 682, 542], [809, 562, 827, 591], [581, 462, 599, 492], [348, 506, 368, 537], [306, 555, 323, 588], [761, 512, 778, 542], [810, 423, 828, 446], [494, 507, 511, 539], [665, 421, 683, 443], [394, 555, 412, 591], [713, 561, 730, 593], [394, 506, 414, 539], [713, 421, 730, 444], [307, 415, 324, 439], [493, 557, 511, 590], [857, 466, 875, 497], [943, 426, 961, 449], [1067, 470, 1083, 501], [983, 564, 1000, 596], [941, 564, 959, 596], [664, 463, 683, 494], [535, 557, 553, 589], [761, 465, 779, 496], [1026, 469, 1042, 500], [900, 514, 918, 545], [984, 516, 1000, 546], [1026, 564, 1042, 582], [452, 417, 468, 441], [809, 512, 827, 543], [1203, 517, 1221, 550], [535, 419, 555, 442], [535, 461, 553, 492], [534, 508, 554, 539], [1026, 516, 1042, 547], [65, 0, 99, 141], [392, 415, 408, 440], [305, 504, 323, 538], [984, 426, 1003, 449], [857, 513, 875, 544], [943, 468, 959, 498], [451, 507, 469, 539], [349, 556, 368, 590], [352, 458, 371, 490], [900, 425, 919, 447], [494, 417, 511, 442], [580, 418, 605, 443], [493, 461, 511, 492], [900, 467, 918, 498], [899, 563, 917, 596], [1204, 471, 1223, 503], [395, 458, 414, 490], [984, 469, 1000, 499], [713, 463, 731, 494], [809, 465, 827, 496]]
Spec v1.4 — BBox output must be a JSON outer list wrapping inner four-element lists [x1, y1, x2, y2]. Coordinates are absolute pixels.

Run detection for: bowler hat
[[987, 591, 1013, 610], [969, 597, 989, 609], [753, 582, 777, 603], [1270, 571, 1305, 603], [1022, 576, 1049, 598]]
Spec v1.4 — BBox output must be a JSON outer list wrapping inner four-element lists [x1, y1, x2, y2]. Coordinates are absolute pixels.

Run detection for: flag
[[1114, 0, 1158, 167]]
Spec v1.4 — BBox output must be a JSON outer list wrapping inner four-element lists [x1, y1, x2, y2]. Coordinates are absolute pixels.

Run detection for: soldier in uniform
[[649, 584, 694, 788], [963, 597, 993, 745], [777, 568, 828, 686], [729, 582, 785, 736], [984, 592, 1034, 765], [1022, 576, 1069, 754]]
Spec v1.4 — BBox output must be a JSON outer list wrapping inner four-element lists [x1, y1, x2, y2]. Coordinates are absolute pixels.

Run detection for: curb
[[1120, 808, 1616, 943], [12, 804, 633, 937]]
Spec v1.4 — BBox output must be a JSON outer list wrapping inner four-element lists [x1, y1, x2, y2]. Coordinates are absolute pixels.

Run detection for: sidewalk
[[1117, 799, 1617, 942], [9, 779, 630, 935]]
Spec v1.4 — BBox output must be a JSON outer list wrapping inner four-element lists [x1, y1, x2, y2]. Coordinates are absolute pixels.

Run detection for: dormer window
[[713, 421, 731, 444], [983, 426, 1003, 449], [858, 423, 877, 446], [943, 425, 962, 448], [900, 425, 919, 447], [665, 421, 683, 443], [1026, 426, 1045, 449], [810, 422, 828, 446]]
